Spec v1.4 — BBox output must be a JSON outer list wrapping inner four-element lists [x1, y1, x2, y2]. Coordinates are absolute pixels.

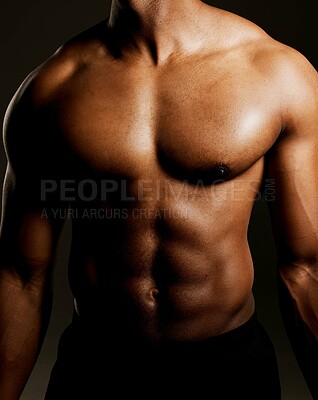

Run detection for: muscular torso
[[37, 17, 283, 341]]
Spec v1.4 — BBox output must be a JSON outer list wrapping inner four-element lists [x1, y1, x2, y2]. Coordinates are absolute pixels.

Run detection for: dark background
[[0, 1, 315, 398]]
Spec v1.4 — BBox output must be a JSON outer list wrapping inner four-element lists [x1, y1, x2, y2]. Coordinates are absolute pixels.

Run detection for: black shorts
[[45, 312, 281, 399]]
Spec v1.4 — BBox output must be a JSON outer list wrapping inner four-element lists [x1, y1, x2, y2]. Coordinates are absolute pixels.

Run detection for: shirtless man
[[1, 0, 318, 399]]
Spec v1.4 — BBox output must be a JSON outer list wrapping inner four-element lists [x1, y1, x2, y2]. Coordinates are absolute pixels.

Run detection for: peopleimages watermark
[[40, 178, 276, 203], [40, 207, 188, 220]]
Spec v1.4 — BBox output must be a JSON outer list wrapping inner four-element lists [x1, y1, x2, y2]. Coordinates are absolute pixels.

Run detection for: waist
[[71, 291, 255, 343], [71, 258, 255, 340], [58, 307, 262, 362]]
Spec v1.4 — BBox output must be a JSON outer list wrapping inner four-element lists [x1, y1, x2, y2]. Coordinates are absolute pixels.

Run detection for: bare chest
[[53, 60, 282, 182]]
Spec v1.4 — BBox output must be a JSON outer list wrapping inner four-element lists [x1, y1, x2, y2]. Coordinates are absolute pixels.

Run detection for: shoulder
[[251, 40, 318, 132], [205, 4, 316, 84], [3, 22, 107, 126], [3, 21, 107, 166], [4, 21, 107, 125], [209, 6, 318, 125]]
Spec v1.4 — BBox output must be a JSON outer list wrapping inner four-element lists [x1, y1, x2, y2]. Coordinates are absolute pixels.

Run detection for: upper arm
[[0, 72, 66, 284], [0, 43, 79, 283], [265, 48, 318, 269]]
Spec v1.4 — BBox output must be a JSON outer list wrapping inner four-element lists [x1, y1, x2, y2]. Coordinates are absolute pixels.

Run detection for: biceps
[[266, 135, 318, 261], [0, 168, 65, 277]]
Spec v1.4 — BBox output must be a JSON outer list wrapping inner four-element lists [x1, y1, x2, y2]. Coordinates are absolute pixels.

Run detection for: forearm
[[278, 263, 318, 398], [0, 269, 52, 400]]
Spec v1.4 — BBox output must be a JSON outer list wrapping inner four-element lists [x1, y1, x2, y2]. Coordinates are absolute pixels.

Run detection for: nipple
[[215, 163, 230, 176]]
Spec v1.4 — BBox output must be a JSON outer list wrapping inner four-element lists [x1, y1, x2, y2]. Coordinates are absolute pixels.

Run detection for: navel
[[149, 287, 160, 301]]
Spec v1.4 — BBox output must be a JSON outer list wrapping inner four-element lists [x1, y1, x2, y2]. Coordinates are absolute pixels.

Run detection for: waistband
[[154, 312, 259, 352], [69, 310, 259, 352]]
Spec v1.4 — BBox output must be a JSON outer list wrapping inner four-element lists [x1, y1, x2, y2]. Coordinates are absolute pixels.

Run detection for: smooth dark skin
[[1, 0, 318, 398]]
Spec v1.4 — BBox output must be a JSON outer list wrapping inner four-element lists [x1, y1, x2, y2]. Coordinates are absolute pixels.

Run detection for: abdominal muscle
[[69, 194, 256, 341]]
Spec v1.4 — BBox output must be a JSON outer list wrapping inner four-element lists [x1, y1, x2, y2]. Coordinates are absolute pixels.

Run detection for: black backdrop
[[0, 1, 315, 399]]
